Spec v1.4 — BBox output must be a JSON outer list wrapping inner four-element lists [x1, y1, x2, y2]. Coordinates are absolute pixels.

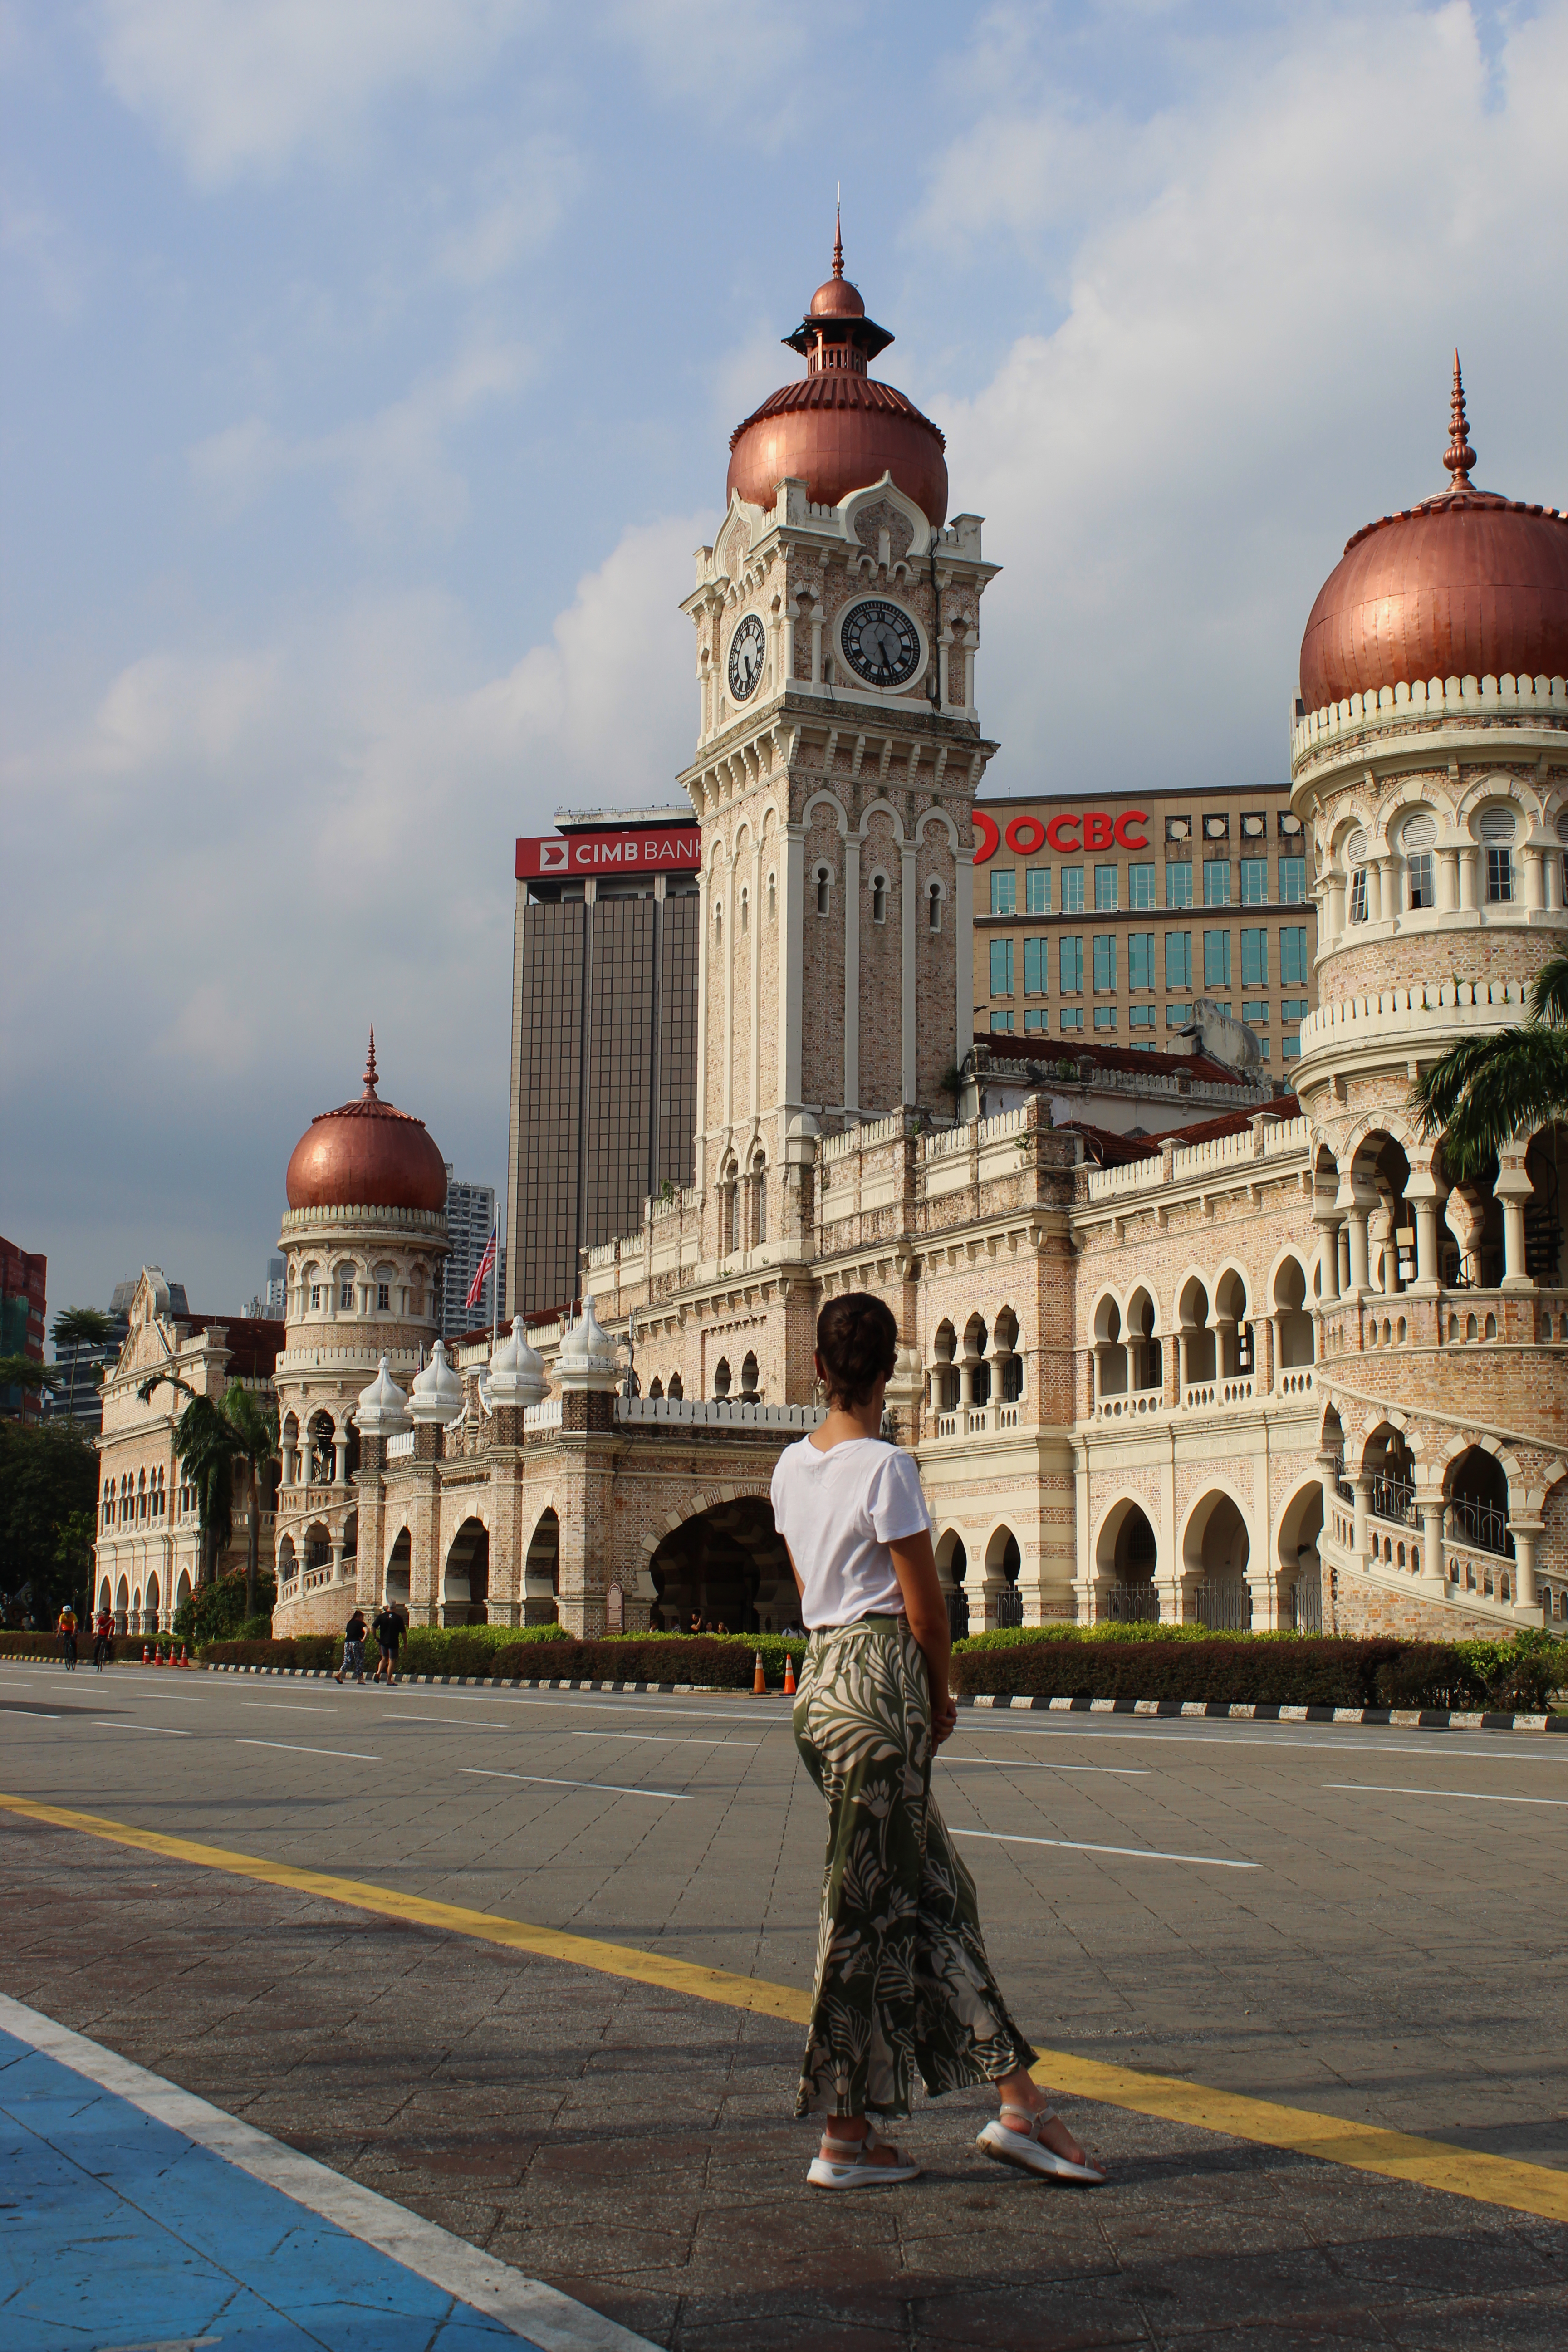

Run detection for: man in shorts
[[371, 1603, 403, 1684]]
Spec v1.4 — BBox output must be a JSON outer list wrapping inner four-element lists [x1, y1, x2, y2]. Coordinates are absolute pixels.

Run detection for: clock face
[[727, 613, 766, 701], [840, 598, 921, 689]]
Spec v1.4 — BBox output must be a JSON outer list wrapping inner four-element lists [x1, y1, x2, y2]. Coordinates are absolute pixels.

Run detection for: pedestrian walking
[[335, 1607, 367, 1684], [56, 1604, 78, 1671], [371, 1602, 404, 1684], [771, 1292, 1106, 2193]]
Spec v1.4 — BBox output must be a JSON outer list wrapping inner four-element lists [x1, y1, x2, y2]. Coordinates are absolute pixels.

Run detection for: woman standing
[[771, 1292, 1105, 2192]]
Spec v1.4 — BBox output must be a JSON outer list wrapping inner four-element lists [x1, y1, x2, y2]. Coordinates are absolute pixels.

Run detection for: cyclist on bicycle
[[94, 1606, 114, 1670], [57, 1604, 78, 1671]]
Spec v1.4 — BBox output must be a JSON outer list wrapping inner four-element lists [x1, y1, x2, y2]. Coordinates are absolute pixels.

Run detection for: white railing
[[1184, 1382, 1218, 1407], [1299, 977, 1531, 1059], [922, 1104, 1033, 1165], [616, 1396, 825, 1430], [821, 1109, 916, 1162], [936, 1410, 959, 1436], [1169, 1129, 1257, 1180], [1220, 1376, 1255, 1405], [1261, 1115, 1312, 1158], [1084, 1155, 1162, 1200], [385, 1431, 414, 1460], [1293, 668, 1566, 763], [1095, 1390, 1165, 1419], [1277, 1368, 1315, 1397], [524, 1398, 563, 1433]]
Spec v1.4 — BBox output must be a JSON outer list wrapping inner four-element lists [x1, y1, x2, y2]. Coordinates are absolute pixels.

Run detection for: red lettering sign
[[971, 808, 1151, 865], [515, 829, 702, 879]]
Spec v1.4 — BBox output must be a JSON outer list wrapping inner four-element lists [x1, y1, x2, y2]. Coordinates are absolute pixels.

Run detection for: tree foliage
[[0, 1419, 99, 1625], [1411, 955, 1568, 1176]]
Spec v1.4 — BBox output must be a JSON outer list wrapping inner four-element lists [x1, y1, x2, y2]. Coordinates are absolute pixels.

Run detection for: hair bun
[[816, 1292, 898, 1409]]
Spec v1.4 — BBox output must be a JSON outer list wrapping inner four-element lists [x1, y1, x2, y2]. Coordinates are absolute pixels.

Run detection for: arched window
[[720, 1158, 739, 1256], [871, 872, 887, 924], [751, 1147, 768, 1246], [815, 865, 832, 916], [927, 877, 943, 931], [768, 871, 777, 921], [714, 901, 723, 947], [668, 1372, 684, 1401], [648, 1376, 664, 1399], [740, 886, 749, 936], [1478, 807, 1515, 902], [1401, 809, 1436, 909], [713, 1357, 732, 1399], [1345, 828, 1368, 925], [740, 1351, 760, 1398]]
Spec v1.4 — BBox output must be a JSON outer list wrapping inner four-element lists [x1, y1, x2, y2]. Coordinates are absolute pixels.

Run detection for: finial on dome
[[1443, 348, 1475, 489], [363, 1026, 379, 1099], [833, 188, 843, 280]]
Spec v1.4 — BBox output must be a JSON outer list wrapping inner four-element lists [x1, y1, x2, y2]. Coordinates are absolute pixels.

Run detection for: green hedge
[[948, 1631, 1558, 1711], [196, 1626, 809, 1685], [0, 1632, 147, 1663], [958, 1622, 1240, 1650]]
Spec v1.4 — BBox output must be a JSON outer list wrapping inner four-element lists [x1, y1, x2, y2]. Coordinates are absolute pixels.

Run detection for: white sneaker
[[807, 2122, 921, 2190], [977, 2108, 1106, 2184]]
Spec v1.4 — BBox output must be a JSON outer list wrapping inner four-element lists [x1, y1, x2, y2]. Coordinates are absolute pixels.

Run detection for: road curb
[[957, 1692, 1567, 1733]]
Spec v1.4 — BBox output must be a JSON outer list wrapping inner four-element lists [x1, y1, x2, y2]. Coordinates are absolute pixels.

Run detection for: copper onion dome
[[726, 216, 949, 528], [284, 1031, 448, 1215], [1298, 354, 1568, 712]]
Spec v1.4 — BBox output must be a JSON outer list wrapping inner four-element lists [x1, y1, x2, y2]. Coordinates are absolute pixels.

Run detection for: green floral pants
[[792, 1614, 1038, 2121]]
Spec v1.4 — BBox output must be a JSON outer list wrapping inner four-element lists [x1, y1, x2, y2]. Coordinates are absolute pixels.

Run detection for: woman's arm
[[888, 1529, 956, 1747]]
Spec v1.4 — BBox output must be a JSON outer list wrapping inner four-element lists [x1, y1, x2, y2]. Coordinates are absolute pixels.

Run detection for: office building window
[[1407, 849, 1436, 908], [1257, 1039, 1271, 1060], [1204, 929, 1231, 987], [1093, 1006, 1117, 1030], [1166, 861, 1192, 908], [990, 938, 1014, 996], [1060, 935, 1084, 993], [1094, 864, 1118, 911], [990, 1010, 1014, 1033], [1165, 931, 1192, 989], [1280, 997, 1308, 1022], [1241, 1001, 1269, 1024], [1240, 927, 1268, 987], [1240, 859, 1268, 905], [1060, 1007, 1084, 1030], [1279, 856, 1306, 903], [1203, 859, 1231, 907], [1166, 1003, 1191, 1027], [1025, 868, 1051, 915], [1128, 932, 1155, 990], [1283, 1035, 1302, 1061], [1024, 937, 1049, 994], [990, 870, 1016, 916], [1129, 1003, 1155, 1028], [1280, 926, 1309, 985], [1024, 1008, 1049, 1032], [1128, 863, 1155, 910], [1062, 866, 1085, 913], [1093, 934, 1117, 991]]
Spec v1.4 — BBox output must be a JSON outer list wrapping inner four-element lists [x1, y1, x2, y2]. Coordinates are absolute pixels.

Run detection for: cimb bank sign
[[516, 828, 702, 878]]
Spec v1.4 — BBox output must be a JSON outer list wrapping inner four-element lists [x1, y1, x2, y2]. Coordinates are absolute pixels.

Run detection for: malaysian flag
[[465, 1220, 497, 1311]]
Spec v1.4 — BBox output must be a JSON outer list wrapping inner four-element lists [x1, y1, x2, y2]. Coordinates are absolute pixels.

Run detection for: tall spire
[[363, 1025, 379, 1099], [1443, 348, 1476, 490], [833, 187, 843, 280]]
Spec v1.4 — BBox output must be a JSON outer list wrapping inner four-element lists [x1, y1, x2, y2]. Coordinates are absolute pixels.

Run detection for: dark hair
[[816, 1292, 898, 1408]]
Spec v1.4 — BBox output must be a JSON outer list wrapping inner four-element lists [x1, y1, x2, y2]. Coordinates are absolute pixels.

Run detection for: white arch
[[801, 789, 849, 838]]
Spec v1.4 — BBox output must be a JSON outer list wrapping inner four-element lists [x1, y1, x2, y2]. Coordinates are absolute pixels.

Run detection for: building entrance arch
[[385, 1528, 411, 1607], [648, 1496, 788, 1633], [523, 1509, 559, 1625], [443, 1518, 490, 1626]]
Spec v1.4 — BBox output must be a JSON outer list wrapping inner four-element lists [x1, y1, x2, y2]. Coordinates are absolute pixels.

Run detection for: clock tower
[[680, 230, 1000, 1279]]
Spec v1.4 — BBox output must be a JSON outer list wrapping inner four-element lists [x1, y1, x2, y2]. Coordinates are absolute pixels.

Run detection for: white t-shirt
[[770, 1436, 934, 1629]]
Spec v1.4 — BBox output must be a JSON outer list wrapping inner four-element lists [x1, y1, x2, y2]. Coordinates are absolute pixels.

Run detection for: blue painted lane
[[0, 2028, 536, 2351]]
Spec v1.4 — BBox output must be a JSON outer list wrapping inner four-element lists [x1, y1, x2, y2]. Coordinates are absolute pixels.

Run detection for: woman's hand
[[931, 1691, 958, 1749], [889, 1529, 954, 1748]]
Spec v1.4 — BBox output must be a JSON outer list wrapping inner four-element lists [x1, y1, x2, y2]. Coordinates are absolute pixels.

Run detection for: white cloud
[[603, 0, 812, 118], [188, 336, 533, 534], [924, 1, 1568, 795], [436, 136, 578, 287], [95, 0, 537, 184]]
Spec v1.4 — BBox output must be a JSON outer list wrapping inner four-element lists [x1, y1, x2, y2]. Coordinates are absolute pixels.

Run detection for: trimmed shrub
[[598, 1630, 807, 1684], [203, 1635, 340, 1671], [960, 1622, 1236, 1651], [174, 1571, 276, 1644], [0, 1632, 142, 1662], [400, 1623, 569, 1680], [949, 1637, 1405, 1707], [1370, 1645, 1490, 1712]]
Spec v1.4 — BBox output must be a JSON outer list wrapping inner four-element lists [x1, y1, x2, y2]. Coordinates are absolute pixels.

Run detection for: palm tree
[[51, 1308, 115, 1424], [137, 1371, 240, 1587], [221, 1381, 279, 1619], [1411, 956, 1568, 1177]]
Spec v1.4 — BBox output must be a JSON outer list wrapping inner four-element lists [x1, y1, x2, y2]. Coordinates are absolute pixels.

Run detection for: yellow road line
[[5, 1790, 1564, 2227]]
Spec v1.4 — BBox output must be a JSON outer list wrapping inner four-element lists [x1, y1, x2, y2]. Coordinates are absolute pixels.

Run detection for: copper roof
[[1299, 355, 1568, 710], [284, 1031, 447, 1216]]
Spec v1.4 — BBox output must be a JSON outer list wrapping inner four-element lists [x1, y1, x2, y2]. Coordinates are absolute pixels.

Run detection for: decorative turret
[[355, 1356, 410, 1436], [487, 1319, 549, 1410]]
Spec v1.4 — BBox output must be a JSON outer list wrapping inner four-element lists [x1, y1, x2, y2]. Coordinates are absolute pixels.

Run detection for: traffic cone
[[181, 1644, 189, 1668], [753, 1650, 766, 1694], [142, 1643, 149, 1664], [783, 1653, 797, 1696]]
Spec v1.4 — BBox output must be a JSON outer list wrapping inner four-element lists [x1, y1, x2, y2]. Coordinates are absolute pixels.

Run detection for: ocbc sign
[[972, 809, 1149, 863]]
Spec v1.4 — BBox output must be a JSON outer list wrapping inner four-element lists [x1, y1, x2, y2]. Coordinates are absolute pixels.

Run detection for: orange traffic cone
[[753, 1650, 766, 1694], [142, 1643, 150, 1664], [783, 1653, 797, 1696], [180, 1644, 189, 1668]]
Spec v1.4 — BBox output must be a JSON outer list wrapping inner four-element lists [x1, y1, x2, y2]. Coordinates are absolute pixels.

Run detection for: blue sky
[[3, 0, 1565, 1331]]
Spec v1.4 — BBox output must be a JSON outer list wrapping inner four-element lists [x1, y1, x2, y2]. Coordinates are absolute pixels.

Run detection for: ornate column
[[1494, 1143, 1534, 1292], [1417, 1497, 1446, 1592], [333, 1434, 349, 1485], [1457, 845, 1478, 911], [1176, 1329, 1190, 1401], [1315, 1205, 1343, 1305], [1509, 1522, 1542, 1616], [1258, 1311, 1277, 1395], [1351, 1474, 1371, 1565], [1404, 1166, 1443, 1295]]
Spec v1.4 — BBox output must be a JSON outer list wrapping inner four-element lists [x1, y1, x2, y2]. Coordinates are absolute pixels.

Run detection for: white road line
[[392, 1692, 788, 1726], [569, 1731, 759, 1748], [89, 1720, 191, 1736], [1324, 1782, 1568, 1807], [236, 1738, 380, 1761], [951, 1828, 1258, 1869], [941, 1759, 1148, 1775], [997, 1726, 1567, 1763], [461, 1767, 689, 1802], [386, 1714, 509, 1729], [241, 1703, 334, 1714], [0, 1708, 59, 1719], [127, 1693, 210, 1705]]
